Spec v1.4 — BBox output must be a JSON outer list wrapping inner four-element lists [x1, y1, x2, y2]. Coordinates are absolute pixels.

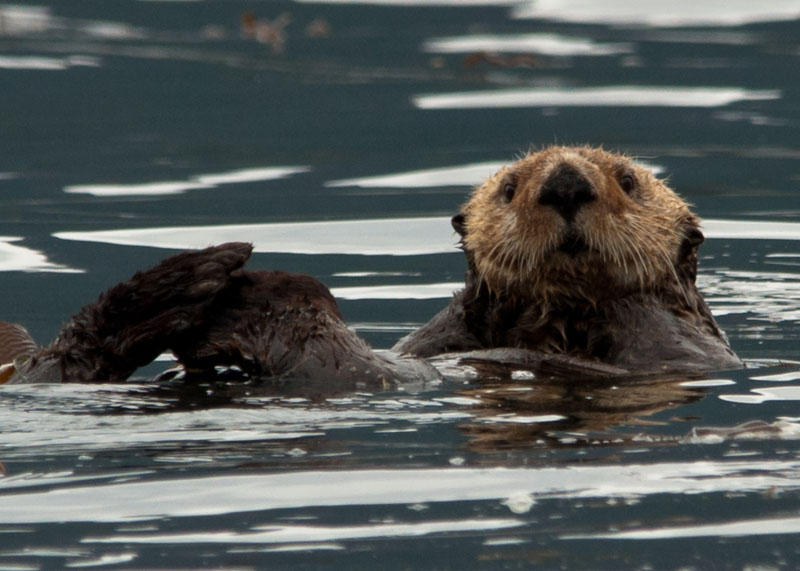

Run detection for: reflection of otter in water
[[0, 146, 740, 384], [448, 358, 706, 452]]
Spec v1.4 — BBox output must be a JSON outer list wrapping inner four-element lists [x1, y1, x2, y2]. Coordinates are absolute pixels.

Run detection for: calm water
[[2, 1, 800, 569]]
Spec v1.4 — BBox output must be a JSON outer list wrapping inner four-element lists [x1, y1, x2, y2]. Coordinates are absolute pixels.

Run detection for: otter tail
[[33, 242, 253, 383]]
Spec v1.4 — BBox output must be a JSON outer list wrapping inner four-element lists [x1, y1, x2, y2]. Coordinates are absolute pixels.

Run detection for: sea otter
[[394, 145, 742, 372], [0, 146, 741, 385]]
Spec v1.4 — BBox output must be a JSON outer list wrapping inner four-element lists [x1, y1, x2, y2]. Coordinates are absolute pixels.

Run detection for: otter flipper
[[32, 242, 253, 383]]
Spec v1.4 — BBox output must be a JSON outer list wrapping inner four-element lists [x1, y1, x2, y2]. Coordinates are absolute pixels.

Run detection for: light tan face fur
[[460, 146, 699, 300]]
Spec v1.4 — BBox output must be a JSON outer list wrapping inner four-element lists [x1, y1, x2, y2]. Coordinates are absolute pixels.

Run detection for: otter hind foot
[[0, 321, 38, 364], [38, 242, 254, 383]]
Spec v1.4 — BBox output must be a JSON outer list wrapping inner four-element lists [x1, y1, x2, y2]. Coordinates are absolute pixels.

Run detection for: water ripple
[[2, 459, 800, 523]]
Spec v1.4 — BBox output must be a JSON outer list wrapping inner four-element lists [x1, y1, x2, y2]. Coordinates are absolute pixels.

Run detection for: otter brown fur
[[393, 145, 741, 372], [0, 146, 740, 384], [168, 268, 434, 385]]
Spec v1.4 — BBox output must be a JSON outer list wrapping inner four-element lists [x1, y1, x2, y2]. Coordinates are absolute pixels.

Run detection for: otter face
[[457, 146, 702, 300]]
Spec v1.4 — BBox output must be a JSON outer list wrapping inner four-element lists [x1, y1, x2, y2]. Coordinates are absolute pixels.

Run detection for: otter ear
[[684, 226, 705, 248], [451, 212, 467, 237], [679, 225, 704, 260], [677, 224, 704, 282]]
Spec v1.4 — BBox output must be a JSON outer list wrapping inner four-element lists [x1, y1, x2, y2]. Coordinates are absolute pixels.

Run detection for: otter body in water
[[0, 146, 740, 385]]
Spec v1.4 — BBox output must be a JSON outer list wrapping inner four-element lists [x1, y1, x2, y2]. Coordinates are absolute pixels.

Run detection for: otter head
[[455, 146, 703, 301]]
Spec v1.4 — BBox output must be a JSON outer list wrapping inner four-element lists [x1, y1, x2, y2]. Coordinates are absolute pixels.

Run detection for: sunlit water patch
[[703, 219, 800, 241], [331, 282, 462, 300], [293, 0, 518, 5], [87, 518, 524, 545], [0, 4, 52, 35], [719, 386, 800, 404], [0, 4, 145, 40], [512, 0, 800, 27], [54, 217, 458, 256], [423, 33, 631, 57], [64, 166, 310, 197], [413, 86, 780, 110], [567, 515, 800, 540], [701, 268, 800, 323], [0, 237, 81, 273], [0, 55, 101, 71], [679, 378, 737, 388], [0, 383, 482, 460], [326, 161, 506, 188], [3, 364, 800, 567], [4, 459, 800, 524], [751, 371, 800, 382]]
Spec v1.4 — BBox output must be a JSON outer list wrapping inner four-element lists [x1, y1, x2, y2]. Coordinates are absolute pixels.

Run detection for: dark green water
[[2, 1, 800, 569]]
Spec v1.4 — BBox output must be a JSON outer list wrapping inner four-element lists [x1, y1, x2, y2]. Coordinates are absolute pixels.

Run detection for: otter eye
[[619, 173, 636, 194], [502, 181, 516, 203]]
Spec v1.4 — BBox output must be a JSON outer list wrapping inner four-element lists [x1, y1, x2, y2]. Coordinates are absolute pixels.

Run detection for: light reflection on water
[[64, 166, 310, 197], [413, 86, 781, 110], [0, 54, 101, 70], [511, 0, 800, 26], [0, 237, 81, 273], [702, 268, 800, 323], [4, 458, 800, 523], [423, 33, 633, 57], [567, 515, 800, 540], [3, 359, 800, 567]]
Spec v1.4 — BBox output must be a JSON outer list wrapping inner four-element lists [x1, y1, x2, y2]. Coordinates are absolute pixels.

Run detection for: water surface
[[2, 1, 800, 569]]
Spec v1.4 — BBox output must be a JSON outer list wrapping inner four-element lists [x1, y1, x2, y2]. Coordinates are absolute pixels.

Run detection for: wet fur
[[170, 270, 430, 385], [28, 243, 253, 383], [394, 146, 740, 371]]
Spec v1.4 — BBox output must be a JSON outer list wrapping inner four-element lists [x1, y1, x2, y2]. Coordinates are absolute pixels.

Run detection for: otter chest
[[474, 302, 614, 360]]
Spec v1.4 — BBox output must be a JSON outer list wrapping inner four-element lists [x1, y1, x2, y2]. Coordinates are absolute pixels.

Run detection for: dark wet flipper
[[33, 242, 253, 383]]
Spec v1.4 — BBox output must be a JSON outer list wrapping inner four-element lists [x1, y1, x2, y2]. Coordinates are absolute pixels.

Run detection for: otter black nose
[[538, 164, 596, 222]]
